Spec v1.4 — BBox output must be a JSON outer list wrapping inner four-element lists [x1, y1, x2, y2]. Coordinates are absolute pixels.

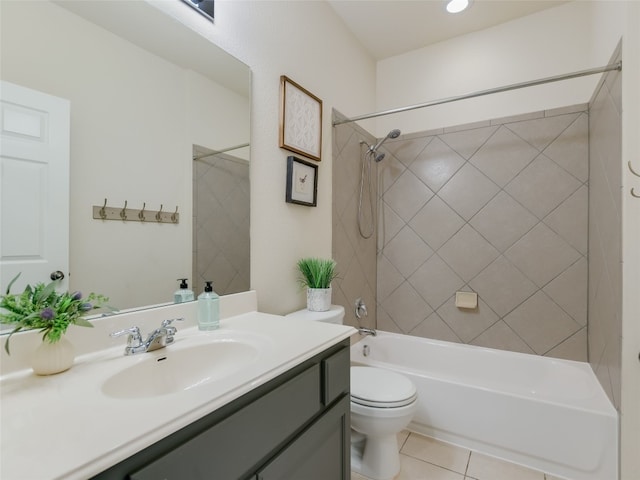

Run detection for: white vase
[[31, 337, 75, 376], [307, 287, 332, 312]]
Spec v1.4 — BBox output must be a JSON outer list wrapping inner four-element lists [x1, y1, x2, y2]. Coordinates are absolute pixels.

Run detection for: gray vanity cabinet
[[92, 339, 350, 480], [256, 395, 350, 480]]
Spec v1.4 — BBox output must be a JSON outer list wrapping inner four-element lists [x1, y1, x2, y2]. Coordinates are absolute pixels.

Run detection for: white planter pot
[[307, 288, 332, 312], [31, 336, 75, 376]]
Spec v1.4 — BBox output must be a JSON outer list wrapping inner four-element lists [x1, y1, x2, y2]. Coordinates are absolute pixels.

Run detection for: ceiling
[[327, 0, 568, 60]]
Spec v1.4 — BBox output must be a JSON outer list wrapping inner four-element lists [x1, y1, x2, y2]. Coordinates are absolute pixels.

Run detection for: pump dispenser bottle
[[198, 281, 220, 330], [174, 278, 195, 303]]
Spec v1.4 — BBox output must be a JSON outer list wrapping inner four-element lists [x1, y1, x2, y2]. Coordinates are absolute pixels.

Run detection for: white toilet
[[286, 305, 418, 480]]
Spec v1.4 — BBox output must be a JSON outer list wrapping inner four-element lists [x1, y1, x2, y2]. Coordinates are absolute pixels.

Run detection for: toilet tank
[[285, 305, 345, 324]]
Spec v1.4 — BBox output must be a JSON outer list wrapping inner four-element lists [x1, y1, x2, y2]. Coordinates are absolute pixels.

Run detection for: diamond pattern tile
[[543, 185, 588, 255], [469, 126, 538, 187], [334, 108, 590, 362], [409, 137, 465, 192], [384, 135, 433, 167], [384, 170, 433, 222], [506, 113, 578, 151], [470, 191, 538, 253], [377, 254, 405, 302], [543, 113, 589, 183], [381, 281, 432, 332], [410, 312, 461, 343], [439, 125, 498, 160], [409, 196, 465, 250], [469, 255, 537, 317], [382, 226, 433, 278], [470, 320, 535, 354], [437, 293, 500, 343], [408, 254, 465, 310], [505, 223, 581, 288], [379, 201, 406, 248], [505, 154, 581, 219], [438, 225, 499, 282], [504, 291, 582, 354], [194, 154, 249, 296], [438, 163, 500, 220]]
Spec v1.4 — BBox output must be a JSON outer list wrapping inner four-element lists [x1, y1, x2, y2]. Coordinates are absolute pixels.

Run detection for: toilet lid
[[351, 366, 417, 408]]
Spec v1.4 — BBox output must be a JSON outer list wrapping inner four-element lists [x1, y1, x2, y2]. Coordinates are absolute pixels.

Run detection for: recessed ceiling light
[[446, 0, 470, 14]]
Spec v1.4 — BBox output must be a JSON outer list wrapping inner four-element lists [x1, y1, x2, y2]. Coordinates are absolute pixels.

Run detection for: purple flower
[[71, 291, 82, 301], [79, 303, 93, 311], [40, 308, 55, 320]]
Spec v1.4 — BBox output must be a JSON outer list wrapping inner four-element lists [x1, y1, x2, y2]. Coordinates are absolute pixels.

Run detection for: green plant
[[296, 258, 338, 289], [0, 273, 109, 354]]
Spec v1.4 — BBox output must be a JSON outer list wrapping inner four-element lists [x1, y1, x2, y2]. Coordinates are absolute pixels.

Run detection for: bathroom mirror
[[0, 0, 251, 317]]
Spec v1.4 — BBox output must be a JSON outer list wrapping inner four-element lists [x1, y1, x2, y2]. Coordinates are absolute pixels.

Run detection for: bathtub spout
[[358, 327, 377, 337]]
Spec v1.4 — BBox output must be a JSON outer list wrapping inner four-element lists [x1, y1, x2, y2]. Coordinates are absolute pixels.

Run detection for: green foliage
[[0, 273, 109, 355], [296, 258, 338, 289]]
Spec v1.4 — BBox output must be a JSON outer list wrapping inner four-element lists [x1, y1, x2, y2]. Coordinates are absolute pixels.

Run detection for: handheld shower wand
[[368, 128, 401, 154]]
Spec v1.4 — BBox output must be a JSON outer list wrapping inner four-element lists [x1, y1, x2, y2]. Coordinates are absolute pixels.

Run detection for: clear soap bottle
[[174, 278, 195, 303], [198, 281, 220, 331]]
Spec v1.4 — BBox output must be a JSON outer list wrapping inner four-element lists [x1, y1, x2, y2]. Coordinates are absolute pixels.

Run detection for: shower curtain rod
[[333, 61, 622, 126], [192, 142, 250, 161]]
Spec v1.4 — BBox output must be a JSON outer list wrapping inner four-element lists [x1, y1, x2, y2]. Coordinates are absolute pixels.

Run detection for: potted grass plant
[[296, 258, 338, 312]]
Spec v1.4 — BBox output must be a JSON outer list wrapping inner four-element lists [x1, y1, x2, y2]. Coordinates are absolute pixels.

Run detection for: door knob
[[50, 270, 65, 281]]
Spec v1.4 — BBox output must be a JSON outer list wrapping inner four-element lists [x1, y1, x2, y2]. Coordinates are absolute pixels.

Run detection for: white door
[[0, 81, 70, 297]]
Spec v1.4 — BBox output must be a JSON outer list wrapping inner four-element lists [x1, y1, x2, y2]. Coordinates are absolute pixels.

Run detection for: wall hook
[[120, 200, 128, 220], [99, 198, 107, 220], [138, 202, 146, 221], [156, 204, 163, 222], [171, 206, 179, 223]]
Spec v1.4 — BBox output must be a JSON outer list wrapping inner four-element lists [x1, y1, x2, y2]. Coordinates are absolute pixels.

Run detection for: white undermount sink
[[102, 335, 263, 399]]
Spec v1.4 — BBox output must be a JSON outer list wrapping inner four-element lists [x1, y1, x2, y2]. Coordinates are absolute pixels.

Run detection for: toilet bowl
[[350, 366, 417, 480], [285, 306, 417, 480]]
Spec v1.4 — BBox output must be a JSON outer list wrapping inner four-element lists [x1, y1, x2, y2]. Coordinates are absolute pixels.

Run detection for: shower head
[[369, 129, 401, 154], [374, 153, 386, 162]]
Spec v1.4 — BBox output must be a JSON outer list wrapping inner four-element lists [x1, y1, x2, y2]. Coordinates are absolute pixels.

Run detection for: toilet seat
[[351, 366, 417, 408]]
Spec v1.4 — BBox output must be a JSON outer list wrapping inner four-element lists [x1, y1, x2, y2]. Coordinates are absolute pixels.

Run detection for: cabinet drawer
[[321, 347, 350, 406], [130, 364, 321, 480]]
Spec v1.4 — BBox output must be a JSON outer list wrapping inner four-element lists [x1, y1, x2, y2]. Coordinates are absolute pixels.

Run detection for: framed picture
[[286, 156, 318, 207], [279, 76, 323, 162]]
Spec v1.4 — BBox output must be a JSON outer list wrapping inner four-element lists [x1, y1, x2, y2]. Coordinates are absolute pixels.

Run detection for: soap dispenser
[[174, 278, 195, 303], [198, 281, 220, 331]]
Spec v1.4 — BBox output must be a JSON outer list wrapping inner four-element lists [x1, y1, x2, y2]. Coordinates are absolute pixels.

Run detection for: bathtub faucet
[[358, 327, 377, 337]]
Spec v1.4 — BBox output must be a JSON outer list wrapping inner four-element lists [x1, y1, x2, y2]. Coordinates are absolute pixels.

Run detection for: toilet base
[[350, 429, 400, 480]]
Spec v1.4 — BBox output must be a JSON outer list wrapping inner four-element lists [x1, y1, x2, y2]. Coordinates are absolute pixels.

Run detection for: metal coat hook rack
[[629, 161, 640, 198], [93, 199, 179, 224]]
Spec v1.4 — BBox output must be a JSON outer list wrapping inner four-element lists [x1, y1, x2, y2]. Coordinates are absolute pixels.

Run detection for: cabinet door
[[129, 364, 321, 480], [257, 395, 350, 480]]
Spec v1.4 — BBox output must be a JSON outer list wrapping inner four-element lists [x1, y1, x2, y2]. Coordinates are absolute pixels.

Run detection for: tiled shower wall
[[588, 46, 622, 409], [376, 106, 589, 361], [193, 148, 250, 296], [332, 114, 378, 330]]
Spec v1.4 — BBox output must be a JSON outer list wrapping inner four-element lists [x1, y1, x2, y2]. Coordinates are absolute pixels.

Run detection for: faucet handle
[[161, 317, 184, 328], [110, 326, 142, 345]]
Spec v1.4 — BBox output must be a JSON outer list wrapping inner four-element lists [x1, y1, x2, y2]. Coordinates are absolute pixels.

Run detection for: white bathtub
[[350, 331, 618, 480]]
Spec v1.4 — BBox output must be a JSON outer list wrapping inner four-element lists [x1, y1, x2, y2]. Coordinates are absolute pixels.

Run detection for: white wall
[[375, 1, 623, 135], [152, 0, 377, 315], [1, 1, 250, 309]]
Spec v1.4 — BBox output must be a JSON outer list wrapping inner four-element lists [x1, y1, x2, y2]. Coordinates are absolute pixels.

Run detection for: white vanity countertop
[[0, 310, 355, 480]]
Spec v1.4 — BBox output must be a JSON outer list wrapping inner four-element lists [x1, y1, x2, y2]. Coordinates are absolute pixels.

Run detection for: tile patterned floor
[[351, 431, 568, 480]]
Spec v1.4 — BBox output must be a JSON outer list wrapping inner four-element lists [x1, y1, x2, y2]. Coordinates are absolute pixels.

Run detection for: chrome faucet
[[111, 317, 184, 355], [358, 327, 377, 337]]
